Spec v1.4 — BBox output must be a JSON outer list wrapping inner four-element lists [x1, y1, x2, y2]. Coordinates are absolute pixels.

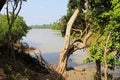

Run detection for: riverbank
[[0, 44, 94, 80], [0, 45, 52, 80], [21, 29, 120, 80], [0, 45, 120, 80], [66, 66, 95, 80]]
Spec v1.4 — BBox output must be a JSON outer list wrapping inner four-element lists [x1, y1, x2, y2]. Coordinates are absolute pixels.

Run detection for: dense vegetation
[[0, 0, 120, 80], [58, 0, 120, 80], [0, 14, 29, 43]]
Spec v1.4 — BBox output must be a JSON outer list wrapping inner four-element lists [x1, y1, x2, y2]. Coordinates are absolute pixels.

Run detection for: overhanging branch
[[72, 31, 93, 51]]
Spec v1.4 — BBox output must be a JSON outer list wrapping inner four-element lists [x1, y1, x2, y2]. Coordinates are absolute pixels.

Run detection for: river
[[22, 29, 92, 67], [21, 29, 120, 78]]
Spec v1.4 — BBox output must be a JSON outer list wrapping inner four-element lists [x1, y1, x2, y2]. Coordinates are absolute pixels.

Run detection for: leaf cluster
[[0, 14, 29, 43]]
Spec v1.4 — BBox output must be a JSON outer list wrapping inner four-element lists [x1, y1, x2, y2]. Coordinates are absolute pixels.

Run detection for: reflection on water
[[22, 29, 91, 67]]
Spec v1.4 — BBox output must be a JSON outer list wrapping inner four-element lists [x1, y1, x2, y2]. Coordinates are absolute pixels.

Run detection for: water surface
[[22, 29, 91, 67]]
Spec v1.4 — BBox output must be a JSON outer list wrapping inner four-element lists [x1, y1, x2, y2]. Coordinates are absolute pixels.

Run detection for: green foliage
[[85, 43, 117, 70], [12, 16, 29, 41], [50, 22, 61, 30], [30, 22, 61, 30], [72, 32, 80, 38], [84, 44, 103, 63], [85, 0, 120, 70], [95, 0, 120, 52], [32, 21, 61, 30], [61, 0, 120, 71], [60, 16, 68, 36], [0, 14, 8, 41], [0, 14, 29, 42], [30, 24, 51, 29], [62, 0, 120, 71], [107, 54, 116, 70]]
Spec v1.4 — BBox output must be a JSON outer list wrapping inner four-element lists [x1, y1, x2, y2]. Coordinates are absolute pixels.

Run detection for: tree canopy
[[0, 14, 29, 43], [59, 0, 120, 79]]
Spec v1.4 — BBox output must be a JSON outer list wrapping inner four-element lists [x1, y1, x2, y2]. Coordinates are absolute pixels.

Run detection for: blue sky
[[19, 0, 68, 25], [1, 0, 68, 26]]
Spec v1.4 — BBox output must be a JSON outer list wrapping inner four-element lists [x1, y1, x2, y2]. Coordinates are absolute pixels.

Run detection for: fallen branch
[[34, 50, 49, 70]]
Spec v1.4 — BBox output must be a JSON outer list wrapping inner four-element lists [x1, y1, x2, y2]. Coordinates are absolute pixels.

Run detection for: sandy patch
[[65, 66, 95, 80]]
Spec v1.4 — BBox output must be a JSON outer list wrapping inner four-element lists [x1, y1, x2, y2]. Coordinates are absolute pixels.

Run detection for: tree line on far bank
[[29, 21, 61, 30]]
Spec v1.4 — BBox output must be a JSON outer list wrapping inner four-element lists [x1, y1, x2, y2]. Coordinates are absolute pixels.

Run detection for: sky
[[22, 0, 68, 26], [1, 0, 68, 26]]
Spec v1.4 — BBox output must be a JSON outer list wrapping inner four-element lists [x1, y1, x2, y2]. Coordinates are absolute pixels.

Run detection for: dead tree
[[34, 50, 49, 70], [56, 1, 93, 79]]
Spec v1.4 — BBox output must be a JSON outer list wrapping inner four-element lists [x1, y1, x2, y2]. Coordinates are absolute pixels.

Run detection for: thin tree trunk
[[104, 33, 111, 80], [7, 26, 12, 43], [5, 0, 23, 60], [104, 50, 108, 80], [94, 59, 101, 80]]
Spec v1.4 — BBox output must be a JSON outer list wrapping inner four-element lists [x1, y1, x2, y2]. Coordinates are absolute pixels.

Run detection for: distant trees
[[29, 22, 61, 30], [50, 22, 61, 30], [29, 24, 50, 29]]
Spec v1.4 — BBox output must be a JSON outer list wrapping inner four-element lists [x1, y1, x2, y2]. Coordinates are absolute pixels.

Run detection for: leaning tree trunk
[[56, 8, 80, 76]]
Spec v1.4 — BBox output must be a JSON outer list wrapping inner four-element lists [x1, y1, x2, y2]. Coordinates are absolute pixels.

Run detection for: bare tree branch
[[6, 0, 23, 44], [83, 31, 93, 45], [73, 31, 93, 51], [14, 0, 19, 10], [81, 22, 90, 37], [6, 0, 10, 26], [72, 28, 82, 33], [15, 0, 22, 19]]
